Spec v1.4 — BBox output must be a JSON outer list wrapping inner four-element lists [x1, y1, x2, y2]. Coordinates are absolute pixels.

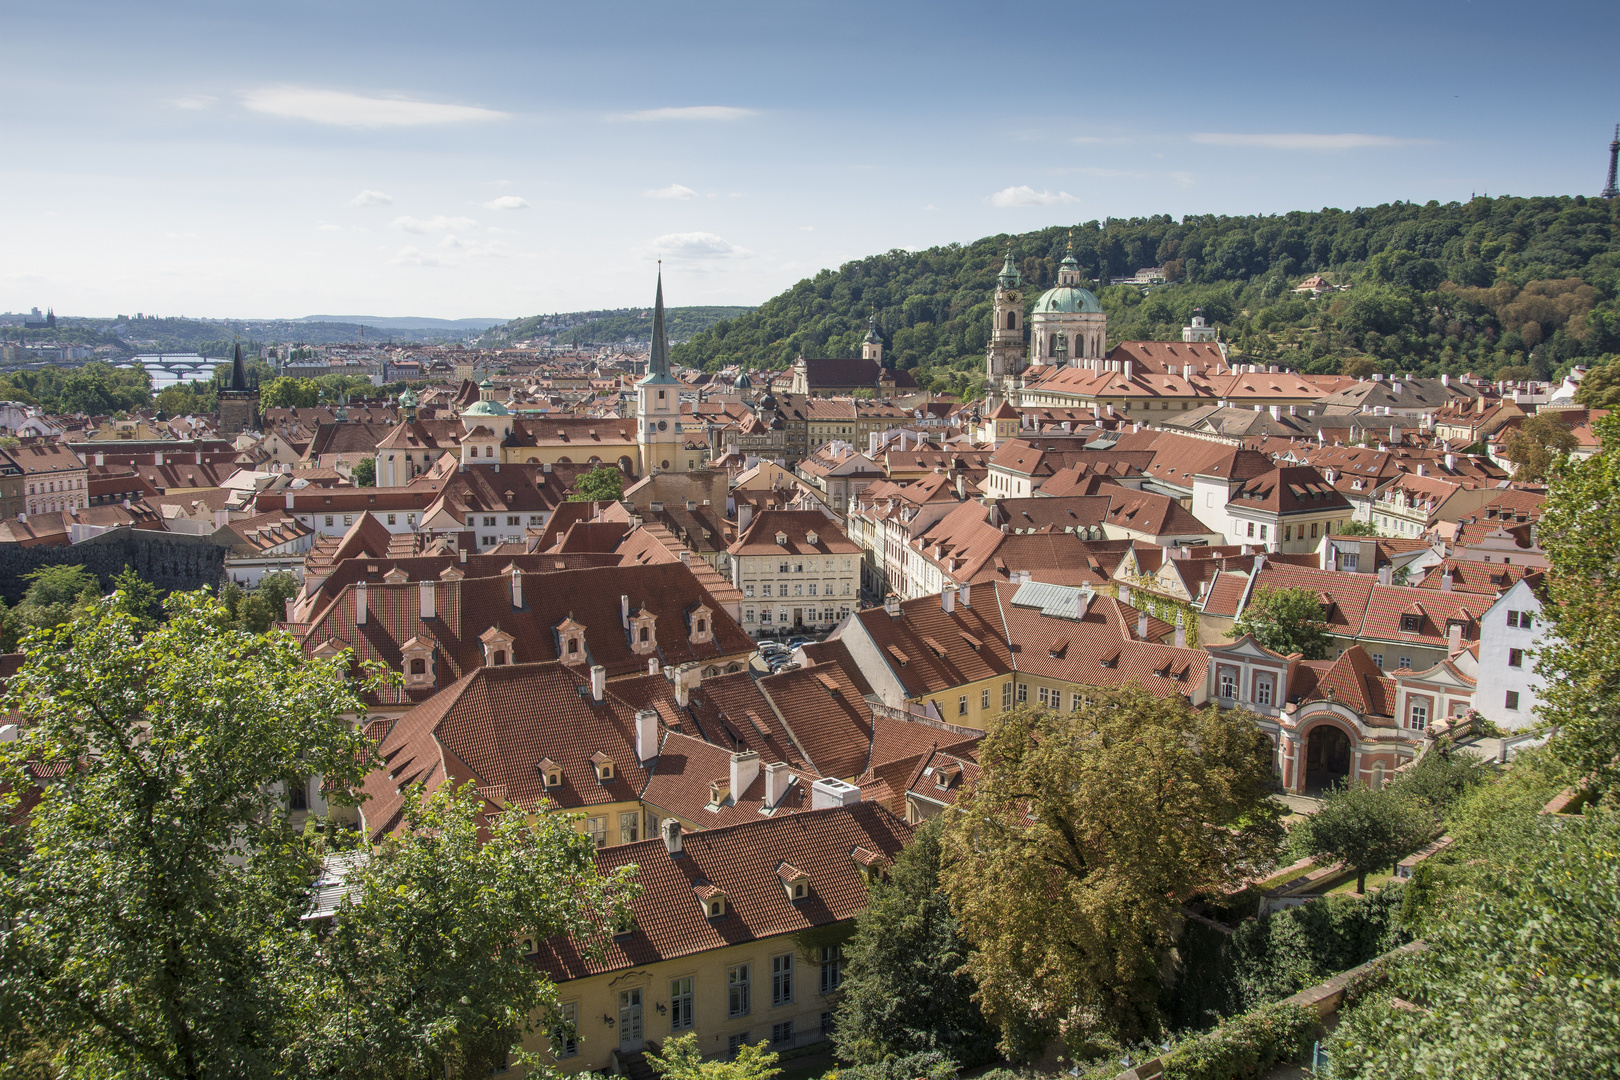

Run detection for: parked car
[[758, 641, 790, 655]]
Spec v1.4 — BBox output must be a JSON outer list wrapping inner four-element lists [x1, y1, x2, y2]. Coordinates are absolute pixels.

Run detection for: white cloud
[[390, 215, 477, 234], [171, 94, 217, 110], [1190, 132, 1430, 150], [482, 195, 530, 210], [798, 225, 815, 232], [347, 189, 393, 208], [1171, 171, 1196, 189], [989, 186, 1078, 208], [641, 231, 753, 260], [316, 223, 341, 232], [609, 106, 754, 122], [643, 184, 698, 200], [389, 245, 445, 267], [244, 86, 507, 128]]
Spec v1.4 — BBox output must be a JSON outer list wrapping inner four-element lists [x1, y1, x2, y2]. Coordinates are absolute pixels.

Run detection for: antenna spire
[[1603, 123, 1620, 200]]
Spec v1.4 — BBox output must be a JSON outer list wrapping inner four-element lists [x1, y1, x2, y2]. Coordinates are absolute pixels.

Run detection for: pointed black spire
[[649, 264, 670, 378], [230, 341, 248, 392]]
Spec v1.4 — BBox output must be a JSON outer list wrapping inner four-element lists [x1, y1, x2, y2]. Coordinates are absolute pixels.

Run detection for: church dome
[[1032, 285, 1103, 314], [733, 368, 752, 390], [463, 397, 510, 417]]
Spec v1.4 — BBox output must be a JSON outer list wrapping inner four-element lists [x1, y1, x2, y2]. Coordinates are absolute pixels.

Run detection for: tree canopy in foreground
[[941, 689, 1281, 1055]]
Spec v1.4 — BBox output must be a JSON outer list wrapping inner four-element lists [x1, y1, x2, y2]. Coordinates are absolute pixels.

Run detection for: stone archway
[[1303, 723, 1353, 793]]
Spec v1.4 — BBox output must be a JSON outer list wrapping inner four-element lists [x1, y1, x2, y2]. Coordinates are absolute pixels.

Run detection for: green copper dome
[[463, 397, 510, 417], [1032, 284, 1103, 314]]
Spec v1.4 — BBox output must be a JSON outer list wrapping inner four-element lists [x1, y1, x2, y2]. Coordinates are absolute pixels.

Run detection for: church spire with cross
[[636, 263, 684, 472], [648, 262, 671, 378]]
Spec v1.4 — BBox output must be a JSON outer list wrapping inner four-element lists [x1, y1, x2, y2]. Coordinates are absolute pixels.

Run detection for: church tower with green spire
[[985, 245, 1027, 406], [636, 267, 685, 473]]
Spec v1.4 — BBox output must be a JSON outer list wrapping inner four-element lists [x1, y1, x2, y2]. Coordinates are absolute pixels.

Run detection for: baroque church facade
[[986, 242, 1108, 407]]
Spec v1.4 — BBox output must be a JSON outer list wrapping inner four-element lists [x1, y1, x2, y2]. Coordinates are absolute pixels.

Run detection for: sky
[[3, 0, 1617, 321]]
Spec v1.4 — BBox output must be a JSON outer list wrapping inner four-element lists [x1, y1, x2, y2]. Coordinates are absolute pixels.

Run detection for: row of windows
[[744, 607, 849, 624], [27, 477, 83, 496], [745, 582, 851, 597], [552, 950, 843, 1056], [746, 558, 854, 574]]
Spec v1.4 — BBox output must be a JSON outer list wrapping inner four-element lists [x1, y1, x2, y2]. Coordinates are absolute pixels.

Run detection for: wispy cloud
[[1190, 132, 1430, 150], [482, 195, 529, 210], [244, 86, 507, 127], [644, 184, 698, 200], [1171, 171, 1196, 189], [171, 94, 217, 110], [989, 186, 1078, 208], [640, 232, 752, 260], [390, 215, 477, 234], [610, 106, 754, 122], [316, 223, 342, 232], [388, 245, 445, 267], [347, 189, 393, 208]]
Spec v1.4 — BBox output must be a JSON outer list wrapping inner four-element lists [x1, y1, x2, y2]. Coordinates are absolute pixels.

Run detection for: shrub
[[836, 1051, 957, 1080], [1160, 1001, 1318, 1080]]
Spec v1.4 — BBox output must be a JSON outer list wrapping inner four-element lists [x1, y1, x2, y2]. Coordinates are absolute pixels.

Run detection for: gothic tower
[[217, 342, 260, 435], [985, 246, 1026, 406], [636, 267, 685, 473]]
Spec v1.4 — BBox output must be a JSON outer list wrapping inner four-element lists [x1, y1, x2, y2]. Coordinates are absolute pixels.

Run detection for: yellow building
[[525, 802, 909, 1074]]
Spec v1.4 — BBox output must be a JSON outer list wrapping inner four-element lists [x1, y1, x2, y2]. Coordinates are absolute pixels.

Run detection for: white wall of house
[[1475, 579, 1546, 730]]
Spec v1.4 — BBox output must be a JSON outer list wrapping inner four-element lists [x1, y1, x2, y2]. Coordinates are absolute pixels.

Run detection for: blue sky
[[3, 0, 1616, 320]]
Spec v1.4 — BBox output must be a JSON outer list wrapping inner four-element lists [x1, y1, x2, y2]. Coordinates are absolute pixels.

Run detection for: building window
[[1398, 656, 1412, 670], [1372, 653, 1384, 669], [1509, 648, 1523, 668], [1246, 521, 1255, 538], [585, 816, 607, 847], [387, 513, 396, 525], [820, 945, 842, 993], [1070, 692, 1083, 711], [745, 609, 755, 623], [1002, 682, 1012, 709], [981, 688, 991, 710], [762, 583, 773, 597], [507, 515, 520, 526], [553, 1002, 578, 1058], [324, 515, 334, 527], [958, 695, 968, 716], [1220, 669, 1237, 699], [1506, 610, 1520, 627], [343, 515, 353, 526], [745, 585, 755, 597], [619, 812, 639, 845], [1506, 690, 1521, 710], [1284, 524, 1292, 542], [1259, 525, 1268, 540], [670, 977, 694, 1031], [821, 1011, 835, 1037], [1409, 699, 1429, 731], [728, 964, 751, 1017], [772, 1021, 794, 1046], [1016, 683, 1027, 703], [727, 1034, 750, 1060], [1253, 674, 1273, 706], [771, 953, 793, 1007]]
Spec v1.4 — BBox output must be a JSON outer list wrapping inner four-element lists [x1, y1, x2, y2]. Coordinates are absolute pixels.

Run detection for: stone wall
[[0, 528, 226, 603]]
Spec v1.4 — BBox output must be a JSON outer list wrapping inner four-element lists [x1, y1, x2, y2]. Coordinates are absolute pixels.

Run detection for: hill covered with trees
[[488, 305, 752, 347], [670, 195, 1620, 394]]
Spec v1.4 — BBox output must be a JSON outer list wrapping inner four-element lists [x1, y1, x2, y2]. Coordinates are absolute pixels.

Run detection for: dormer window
[[695, 884, 728, 918], [806, 531, 819, 546], [555, 617, 586, 665], [400, 635, 435, 686], [688, 603, 714, 645], [629, 609, 658, 655], [775, 531, 788, 546], [591, 752, 615, 783], [479, 625, 515, 667], [777, 862, 809, 902], [1400, 613, 1422, 633], [538, 757, 562, 789]]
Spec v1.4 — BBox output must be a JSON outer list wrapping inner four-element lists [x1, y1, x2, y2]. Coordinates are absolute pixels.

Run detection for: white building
[[1474, 578, 1546, 730]]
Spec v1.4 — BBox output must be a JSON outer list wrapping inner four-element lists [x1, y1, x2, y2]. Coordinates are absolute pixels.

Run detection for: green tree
[[941, 690, 1281, 1053], [833, 818, 997, 1067], [8, 564, 102, 641], [1536, 412, 1620, 795], [260, 377, 321, 410], [1290, 781, 1432, 893], [277, 785, 638, 1080], [1500, 412, 1577, 482], [1339, 356, 1380, 379], [1231, 585, 1332, 660], [646, 1032, 780, 1080], [1332, 519, 1380, 537], [351, 457, 376, 487], [0, 589, 377, 1080], [570, 465, 625, 503]]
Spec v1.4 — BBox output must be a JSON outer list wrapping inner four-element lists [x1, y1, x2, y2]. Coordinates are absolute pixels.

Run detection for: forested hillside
[[671, 195, 1620, 393], [490, 306, 751, 347]]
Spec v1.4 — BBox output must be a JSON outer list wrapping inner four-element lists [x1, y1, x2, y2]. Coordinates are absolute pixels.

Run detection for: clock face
[[1006, 291, 1021, 303]]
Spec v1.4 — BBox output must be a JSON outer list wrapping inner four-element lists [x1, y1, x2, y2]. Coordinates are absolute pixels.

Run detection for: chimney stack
[[884, 593, 901, 618], [1378, 566, 1393, 586], [154, 451, 163, 467], [730, 750, 761, 799], [958, 582, 971, 608], [1119, 583, 1132, 606], [94, 451, 105, 466], [1137, 610, 1150, 640], [942, 586, 955, 614], [354, 580, 367, 625], [509, 565, 523, 609], [590, 665, 606, 702], [763, 762, 790, 807], [1448, 622, 1463, 654], [1441, 570, 1454, 592], [811, 777, 861, 810], [420, 579, 436, 619], [635, 708, 659, 764], [621, 594, 630, 628], [648, 656, 660, 675], [663, 818, 684, 856], [737, 503, 753, 533]]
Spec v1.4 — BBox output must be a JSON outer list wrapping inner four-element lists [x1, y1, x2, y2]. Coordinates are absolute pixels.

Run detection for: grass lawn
[[1326, 871, 1396, 895]]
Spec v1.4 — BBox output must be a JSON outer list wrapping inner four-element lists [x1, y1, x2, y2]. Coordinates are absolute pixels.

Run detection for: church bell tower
[[636, 266, 684, 473], [985, 246, 1026, 406]]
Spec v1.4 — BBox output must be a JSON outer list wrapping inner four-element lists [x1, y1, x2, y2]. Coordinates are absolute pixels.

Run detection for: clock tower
[[636, 267, 684, 474], [985, 246, 1027, 407]]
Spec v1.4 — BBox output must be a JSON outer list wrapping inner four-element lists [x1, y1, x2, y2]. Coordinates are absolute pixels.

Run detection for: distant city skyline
[[3, 0, 1617, 320]]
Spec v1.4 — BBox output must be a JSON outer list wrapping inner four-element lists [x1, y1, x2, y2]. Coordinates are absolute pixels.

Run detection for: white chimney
[[884, 593, 901, 617], [1448, 622, 1463, 654], [958, 582, 971, 608], [621, 594, 630, 628], [942, 586, 956, 614], [1137, 611, 1150, 640], [285, 492, 295, 509], [354, 580, 367, 625], [1270, 405, 1281, 421], [420, 579, 435, 619], [635, 708, 659, 764], [1445, 453, 1456, 471], [810, 776, 861, 810], [510, 566, 523, 608], [648, 656, 660, 675], [195, 451, 203, 464], [1378, 566, 1393, 585], [590, 664, 606, 702], [154, 451, 163, 466], [1441, 571, 1454, 592], [94, 451, 105, 466], [663, 818, 684, 856], [1119, 583, 1132, 606], [763, 762, 790, 806], [730, 749, 761, 798], [737, 503, 753, 533]]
